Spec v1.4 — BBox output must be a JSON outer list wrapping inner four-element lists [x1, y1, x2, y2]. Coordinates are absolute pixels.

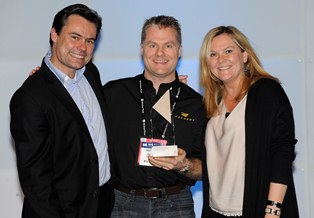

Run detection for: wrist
[[267, 200, 282, 209], [177, 158, 190, 175], [265, 207, 281, 216], [265, 200, 282, 217]]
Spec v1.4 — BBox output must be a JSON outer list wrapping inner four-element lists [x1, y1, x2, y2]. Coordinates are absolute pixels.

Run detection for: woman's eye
[[225, 49, 232, 54]]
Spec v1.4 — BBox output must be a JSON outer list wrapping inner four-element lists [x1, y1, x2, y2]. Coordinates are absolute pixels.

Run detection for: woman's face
[[208, 33, 248, 86]]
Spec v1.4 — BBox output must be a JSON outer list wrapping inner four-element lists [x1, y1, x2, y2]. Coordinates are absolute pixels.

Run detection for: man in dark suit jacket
[[10, 4, 112, 218]]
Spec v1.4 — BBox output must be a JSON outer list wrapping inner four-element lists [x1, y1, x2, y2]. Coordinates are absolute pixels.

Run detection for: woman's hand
[[179, 75, 188, 85], [29, 66, 40, 76]]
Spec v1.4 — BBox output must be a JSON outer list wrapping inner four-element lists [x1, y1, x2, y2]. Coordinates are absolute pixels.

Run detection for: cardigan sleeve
[[269, 85, 297, 184], [249, 79, 297, 184]]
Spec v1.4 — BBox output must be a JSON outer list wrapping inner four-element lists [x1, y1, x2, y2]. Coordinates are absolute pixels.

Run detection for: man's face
[[141, 25, 182, 83], [50, 14, 97, 78]]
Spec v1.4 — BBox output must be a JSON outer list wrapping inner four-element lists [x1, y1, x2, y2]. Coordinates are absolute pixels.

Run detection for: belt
[[114, 183, 186, 198]]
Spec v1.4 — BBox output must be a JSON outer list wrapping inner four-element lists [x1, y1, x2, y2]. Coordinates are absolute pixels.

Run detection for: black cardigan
[[202, 78, 299, 218]]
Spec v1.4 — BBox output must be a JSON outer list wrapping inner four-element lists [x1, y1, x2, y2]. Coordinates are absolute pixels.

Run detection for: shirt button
[[93, 190, 98, 198], [92, 158, 98, 164]]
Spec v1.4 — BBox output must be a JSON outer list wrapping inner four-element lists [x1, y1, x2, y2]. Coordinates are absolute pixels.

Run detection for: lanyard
[[139, 79, 181, 140]]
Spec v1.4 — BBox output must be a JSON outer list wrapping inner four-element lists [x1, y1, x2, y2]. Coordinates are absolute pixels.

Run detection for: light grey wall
[[304, 0, 314, 216], [1, 0, 312, 217]]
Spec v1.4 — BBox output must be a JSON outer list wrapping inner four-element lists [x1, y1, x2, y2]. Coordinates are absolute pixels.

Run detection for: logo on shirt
[[175, 112, 195, 122]]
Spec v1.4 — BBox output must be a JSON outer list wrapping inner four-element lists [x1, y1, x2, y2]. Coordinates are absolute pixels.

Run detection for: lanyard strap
[[139, 80, 181, 139]]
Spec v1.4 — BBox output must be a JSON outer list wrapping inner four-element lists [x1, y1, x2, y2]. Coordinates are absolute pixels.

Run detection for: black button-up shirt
[[103, 73, 207, 189]]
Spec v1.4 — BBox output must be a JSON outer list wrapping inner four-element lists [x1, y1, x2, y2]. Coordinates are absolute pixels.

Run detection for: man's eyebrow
[[145, 40, 177, 44], [69, 32, 96, 41]]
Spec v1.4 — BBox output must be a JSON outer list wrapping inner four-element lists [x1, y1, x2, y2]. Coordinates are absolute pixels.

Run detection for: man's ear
[[140, 45, 144, 56], [179, 46, 182, 58], [50, 28, 58, 43]]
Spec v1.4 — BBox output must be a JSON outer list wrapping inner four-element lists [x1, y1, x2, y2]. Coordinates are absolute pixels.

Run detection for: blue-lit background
[[1, 0, 313, 217]]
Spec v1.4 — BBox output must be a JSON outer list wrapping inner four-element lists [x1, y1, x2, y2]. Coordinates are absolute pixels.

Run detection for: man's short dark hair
[[49, 4, 102, 46], [141, 15, 182, 46]]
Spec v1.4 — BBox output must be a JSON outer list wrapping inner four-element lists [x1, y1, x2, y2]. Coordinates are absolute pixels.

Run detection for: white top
[[205, 95, 247, 216]]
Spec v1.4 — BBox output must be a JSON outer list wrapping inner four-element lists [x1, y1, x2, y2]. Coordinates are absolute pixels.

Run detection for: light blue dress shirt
[[44, 51, 110, 186]]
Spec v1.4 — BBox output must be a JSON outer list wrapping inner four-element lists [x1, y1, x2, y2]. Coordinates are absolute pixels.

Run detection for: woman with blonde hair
[[200, 26, 298, 217]]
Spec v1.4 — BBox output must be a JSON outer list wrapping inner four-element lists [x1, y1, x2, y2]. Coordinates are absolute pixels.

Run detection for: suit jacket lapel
[[40, 62, 92, 140]]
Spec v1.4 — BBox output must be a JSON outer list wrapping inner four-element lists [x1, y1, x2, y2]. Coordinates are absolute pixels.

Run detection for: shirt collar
[[139, 71, 181, 97], [44, 50, 86, 86], [140, 71, 180, 88]]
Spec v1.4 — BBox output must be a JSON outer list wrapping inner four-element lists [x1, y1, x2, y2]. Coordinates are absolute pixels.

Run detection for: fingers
[[148, 156, 180, 171], [29, 66, 41, 76], [148, 148, 188, 171], [177, 147, 186, 156], [178, 75, 188, 84], [148, 156, 169, 170]]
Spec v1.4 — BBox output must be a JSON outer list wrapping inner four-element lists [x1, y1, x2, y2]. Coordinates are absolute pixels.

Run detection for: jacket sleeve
[[10, 90, 64, 218], [269, 84, 297, 184]]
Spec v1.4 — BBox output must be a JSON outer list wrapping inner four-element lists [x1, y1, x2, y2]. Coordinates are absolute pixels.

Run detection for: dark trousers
[[111, 186, 195, 218], [97, 182, 114, 218]]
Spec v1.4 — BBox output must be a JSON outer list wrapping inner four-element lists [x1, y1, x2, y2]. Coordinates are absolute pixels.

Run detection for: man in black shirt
[[104, 15, 207, 218]]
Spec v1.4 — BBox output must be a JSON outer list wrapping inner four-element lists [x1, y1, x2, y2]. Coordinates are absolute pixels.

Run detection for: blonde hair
[[199, 26, 278, 117]]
